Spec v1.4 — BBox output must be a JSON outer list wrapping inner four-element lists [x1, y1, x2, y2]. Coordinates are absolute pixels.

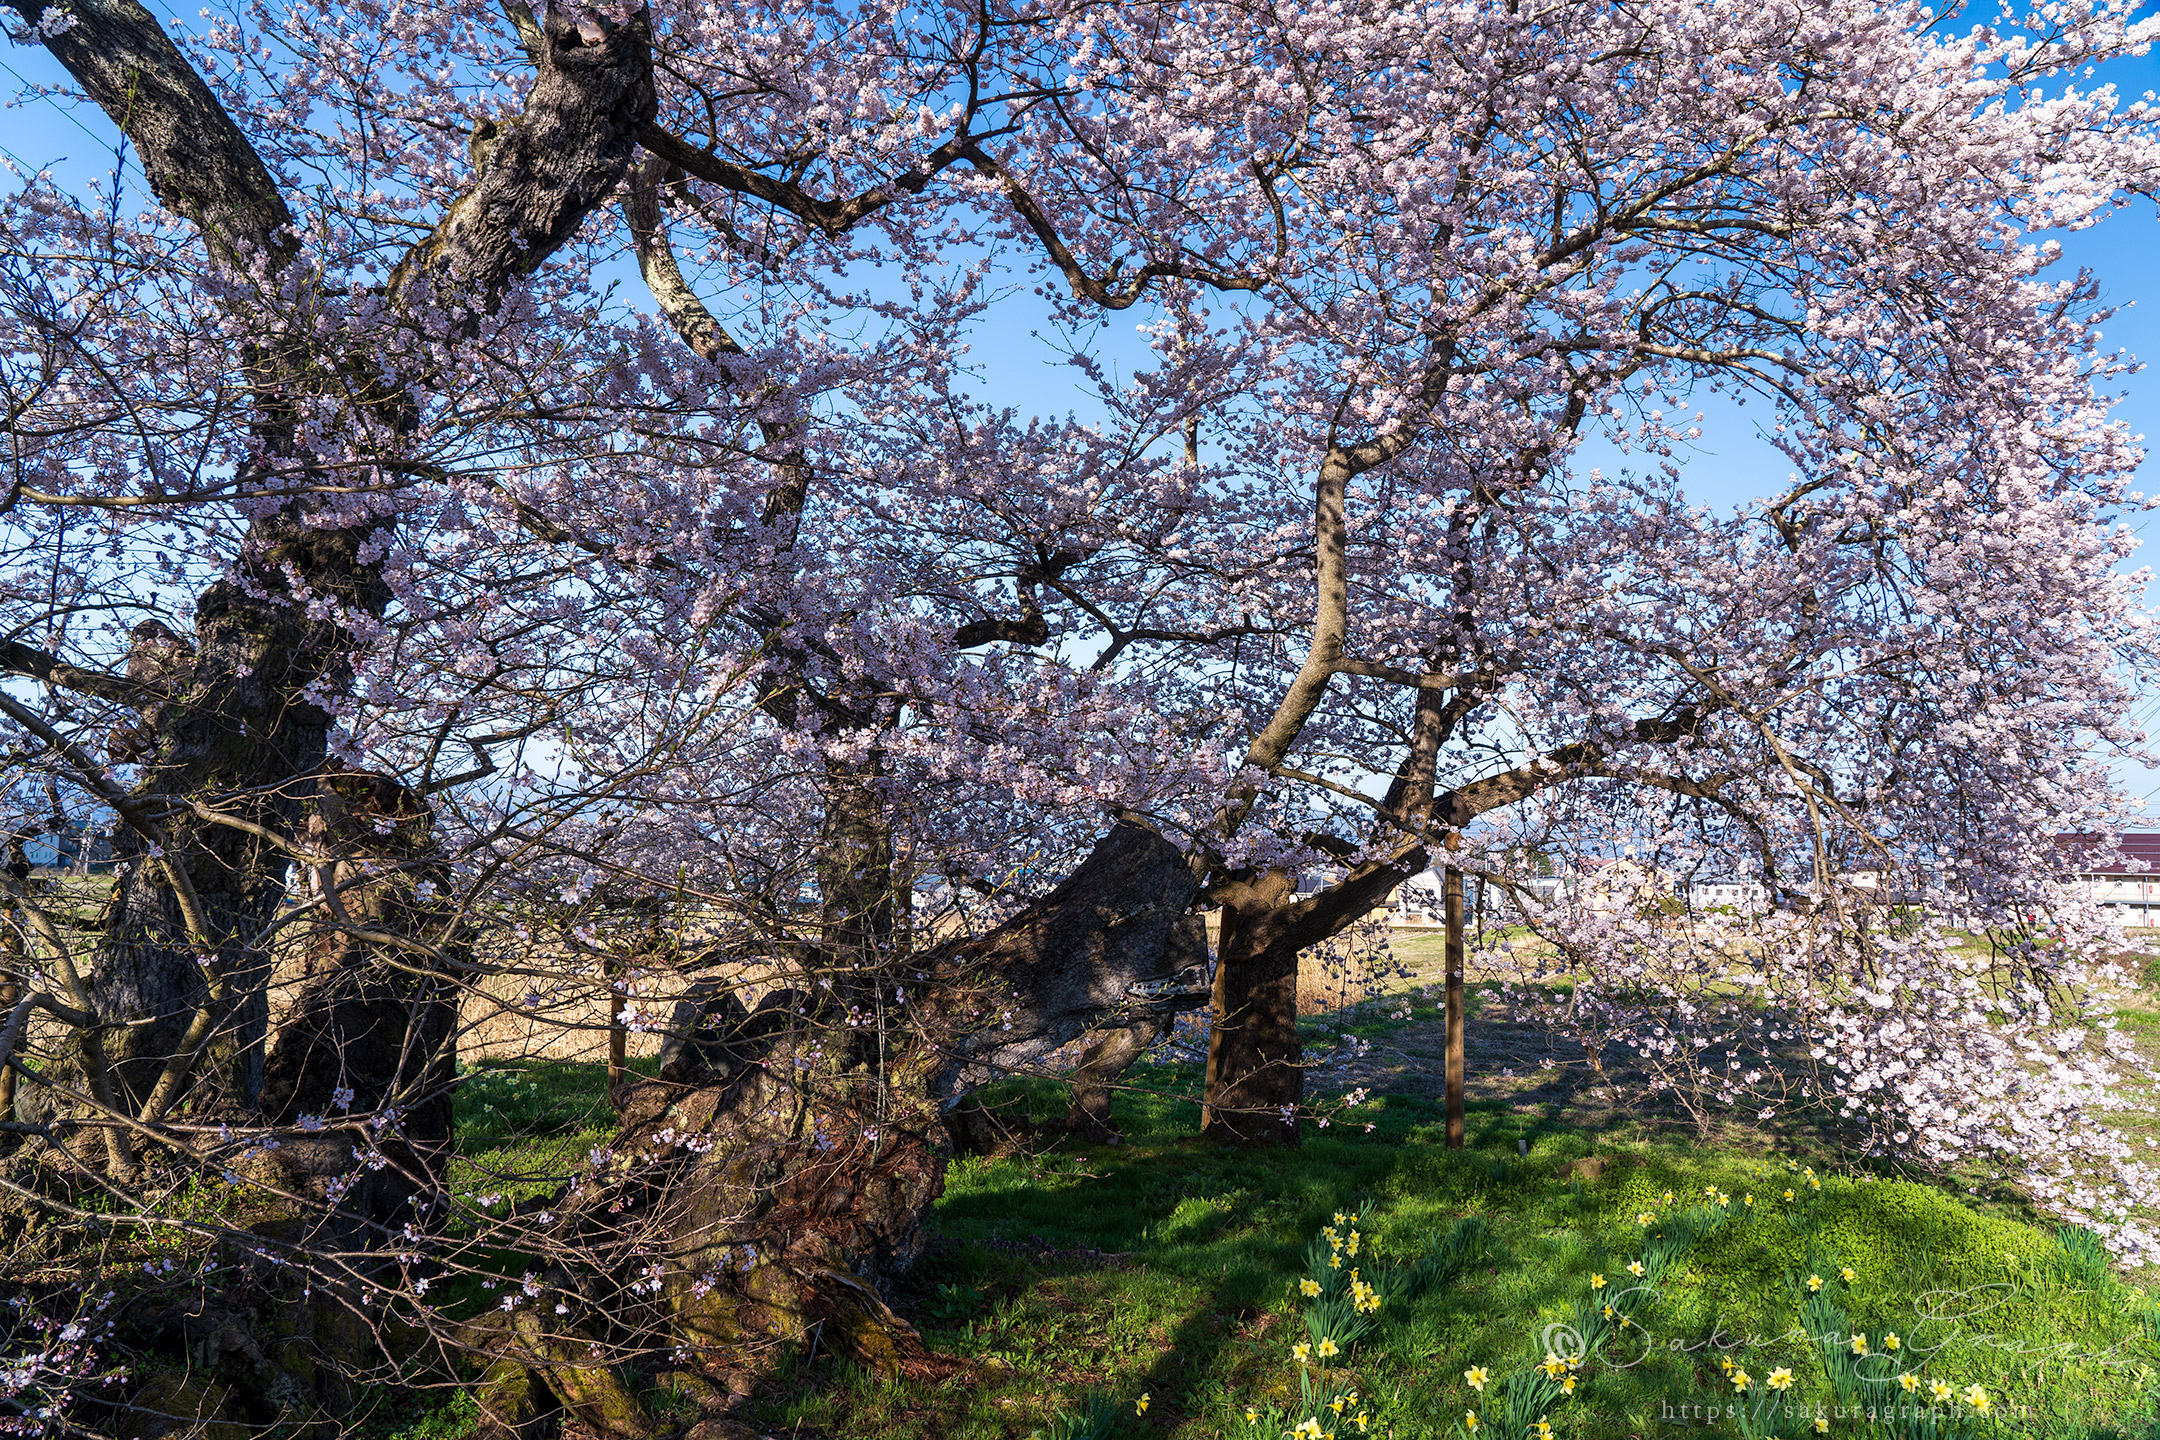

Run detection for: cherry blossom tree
[[954, 0, 2160, 1152], [4, 0, 2160, 1431]]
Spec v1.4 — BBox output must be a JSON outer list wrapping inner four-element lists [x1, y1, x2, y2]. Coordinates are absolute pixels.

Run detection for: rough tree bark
[[15, 0, 657, 1132], [468, 819, 1209, 1437], [931, 818, 1209, 1098], [85, 529, 392, 1121], [254, 767, 462, 1237], [1199, 859, 1421, 1145]]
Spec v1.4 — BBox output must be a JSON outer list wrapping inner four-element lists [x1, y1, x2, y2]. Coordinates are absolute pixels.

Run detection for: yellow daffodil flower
[[1464, 1366, 1489, 1391], [1590, 1273, 1606, 1289], [1850, 1333, 1869, 1356], [1464, 1411, 1480, 1434], [1840, 1266, 1855, 1283], [1899, 1374, 1919, 1393], [1807, 1274, 1825, 1292], [1768, 1368, 1794, 1391], [1732, 1369, 1752, 1392], [1813, 1421, 1829, 1435], [1293, 1342, 1312, 1365], [1301, 1278, 1322, 1297], [1317, 1336, 1341, 1359], [1626, 1260, 1646, 1277], [1136, 1394, 1151, 1416], [1929, 1380, 1953, 1402], [1561, 1376, 1576, 1395], [1964, 1385, 1990, 1414], [1884, 1332, 1900, 1351]]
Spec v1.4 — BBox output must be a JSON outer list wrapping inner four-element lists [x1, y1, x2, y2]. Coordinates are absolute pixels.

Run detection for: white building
[[1687, 876, 1770, 914], [2059, 832, 2160, 929]]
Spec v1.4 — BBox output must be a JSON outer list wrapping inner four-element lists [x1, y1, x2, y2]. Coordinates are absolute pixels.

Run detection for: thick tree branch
[[28, 0, 296, 267], [1439, 708, 1714, 827], [0, 639, 157, 706], [621, 154, 810, 540], [392, 8, 657, 319]]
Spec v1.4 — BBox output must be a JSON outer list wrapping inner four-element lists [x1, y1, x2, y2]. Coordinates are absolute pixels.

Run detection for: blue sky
[[5, 17, 2159, 803]]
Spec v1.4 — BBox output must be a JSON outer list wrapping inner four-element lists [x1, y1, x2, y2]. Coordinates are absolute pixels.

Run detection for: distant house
[[2057, 832, 2160, 929], [1389, 869, 1443, 923], [1384, 868, 1489, 926], [1287, 864, 1500, 926], [1687, 875, 1769, 914], [1575, 857, 1677, 914], [20, 820, 113, 875]]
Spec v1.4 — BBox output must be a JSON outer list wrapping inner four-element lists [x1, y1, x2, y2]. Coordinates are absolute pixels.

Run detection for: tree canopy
[[4, 0, 2160, 1429]]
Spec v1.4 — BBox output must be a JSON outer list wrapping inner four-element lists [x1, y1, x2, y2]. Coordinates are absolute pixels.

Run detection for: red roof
[[2056, 833, 2160, 875]]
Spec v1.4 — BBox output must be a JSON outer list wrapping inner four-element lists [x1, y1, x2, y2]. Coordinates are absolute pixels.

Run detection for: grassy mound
[[755, 1069, 2160, 1440], [409, 1044, 2160, 1438]]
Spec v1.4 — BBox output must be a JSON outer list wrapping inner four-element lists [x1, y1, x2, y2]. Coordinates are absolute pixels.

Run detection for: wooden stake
[[606, 951, 627, 1093], [1445, 832, 1465, 1149]]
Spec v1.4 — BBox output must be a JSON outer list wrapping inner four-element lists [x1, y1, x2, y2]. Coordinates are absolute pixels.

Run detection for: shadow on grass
[[447, 1050, 2160, 1438]]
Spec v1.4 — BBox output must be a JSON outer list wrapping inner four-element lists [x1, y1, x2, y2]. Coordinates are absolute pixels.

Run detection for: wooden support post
[[1444, 834, 1465, 1149], [0, 911, 19, 1124], [605, 952, 627, 1093]]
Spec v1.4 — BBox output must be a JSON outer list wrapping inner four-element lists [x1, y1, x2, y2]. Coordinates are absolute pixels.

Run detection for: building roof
[[2057, 832, 2160, 875]]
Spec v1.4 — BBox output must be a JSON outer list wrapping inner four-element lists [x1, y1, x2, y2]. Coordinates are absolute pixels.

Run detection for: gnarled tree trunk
[[1201, 870, 1302, 1145], [19, 0, 655, 1142], [89, 529, 390, 1122], [254, 767, 462, 1238], [470, 820, 1209, 1436]]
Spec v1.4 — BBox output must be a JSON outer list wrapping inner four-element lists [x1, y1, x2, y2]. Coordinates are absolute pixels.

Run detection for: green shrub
[[1025, 1390, 1123, 1440], [2053, 1223, 2117, 1288]]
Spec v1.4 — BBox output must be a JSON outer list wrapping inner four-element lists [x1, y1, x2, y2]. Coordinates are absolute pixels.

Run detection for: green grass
[[735, 1069, 2160, 1439], [447, 1055, 654, 1208], [444, 1039, 2160, 1438]]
